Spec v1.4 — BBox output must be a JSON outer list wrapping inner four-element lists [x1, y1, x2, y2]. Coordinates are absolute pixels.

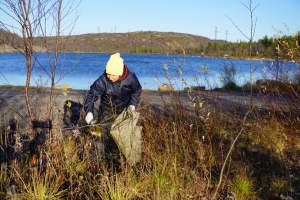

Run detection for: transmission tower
[[225, 30, 229, 41], [215, 26, 218, 41]]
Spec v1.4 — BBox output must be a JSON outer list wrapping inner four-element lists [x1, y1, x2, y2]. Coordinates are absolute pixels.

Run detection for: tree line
[[1, 28, 299, 60], [187, 31, 300, 59]]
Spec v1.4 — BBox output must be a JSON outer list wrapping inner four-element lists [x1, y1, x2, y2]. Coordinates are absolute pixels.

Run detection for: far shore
[[0, 47, 290, 62]]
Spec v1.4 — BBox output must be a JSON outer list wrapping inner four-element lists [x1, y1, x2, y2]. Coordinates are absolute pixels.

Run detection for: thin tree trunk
[[25, 55, 34, 131]]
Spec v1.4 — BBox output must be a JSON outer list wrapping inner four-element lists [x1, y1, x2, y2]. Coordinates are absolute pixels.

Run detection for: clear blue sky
[[73, 0, 299, 42], [1, 0, 299, 42]]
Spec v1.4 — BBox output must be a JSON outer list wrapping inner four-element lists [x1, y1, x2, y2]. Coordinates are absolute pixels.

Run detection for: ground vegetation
[[1, 0, 300, 199]]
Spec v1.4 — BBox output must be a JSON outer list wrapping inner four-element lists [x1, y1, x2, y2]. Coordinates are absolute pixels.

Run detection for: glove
[[85, 112, 93, 124], [128, 105, 135, 112]]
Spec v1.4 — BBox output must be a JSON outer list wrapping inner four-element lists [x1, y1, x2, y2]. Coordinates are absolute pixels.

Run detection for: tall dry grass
[[1, 83, 299, 199], [1, 35, 300, 199]]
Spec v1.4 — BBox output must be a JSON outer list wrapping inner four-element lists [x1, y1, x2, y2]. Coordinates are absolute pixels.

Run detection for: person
[[83, 53, 142, 169]]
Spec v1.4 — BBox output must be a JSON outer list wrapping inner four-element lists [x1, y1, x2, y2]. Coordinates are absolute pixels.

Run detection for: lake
[[0, 53, 273, 90]]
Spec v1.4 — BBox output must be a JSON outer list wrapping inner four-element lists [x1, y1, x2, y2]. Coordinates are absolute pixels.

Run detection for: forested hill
[[3, 29, 284, 59], [0, 29, 227, 55], [44, 31, 222, 54]]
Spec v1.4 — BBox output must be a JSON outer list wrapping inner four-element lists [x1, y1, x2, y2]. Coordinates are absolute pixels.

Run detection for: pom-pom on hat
[[106, 53, 124, 76]]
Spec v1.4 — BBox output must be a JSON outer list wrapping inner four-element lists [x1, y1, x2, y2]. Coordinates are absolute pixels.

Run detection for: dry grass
[[1, 40, 300, 198], [1, 86, 300, 199]]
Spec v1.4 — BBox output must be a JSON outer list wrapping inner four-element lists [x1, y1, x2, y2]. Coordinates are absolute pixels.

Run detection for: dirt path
[[0, 87, 294, 131]]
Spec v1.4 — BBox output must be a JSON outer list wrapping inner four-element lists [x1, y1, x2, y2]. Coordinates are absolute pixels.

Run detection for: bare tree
[[212, 1, 260, 198], [226, 0, 260, 108], [0, 0, 80, 136]]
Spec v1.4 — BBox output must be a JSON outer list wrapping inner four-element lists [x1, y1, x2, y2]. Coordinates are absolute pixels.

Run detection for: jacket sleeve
[[83, 76, 105, 114], [128, 73, 142, 107]]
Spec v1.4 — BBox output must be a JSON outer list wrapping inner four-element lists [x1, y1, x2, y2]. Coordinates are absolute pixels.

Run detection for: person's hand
[[128, 105, 135, 112], [85, 112, 93, 124]]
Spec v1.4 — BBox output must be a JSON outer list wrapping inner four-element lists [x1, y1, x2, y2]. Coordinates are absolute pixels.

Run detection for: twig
[[0, 72, 11, 86], [212, 109, 251, 199], [0, 97, 30, 123]]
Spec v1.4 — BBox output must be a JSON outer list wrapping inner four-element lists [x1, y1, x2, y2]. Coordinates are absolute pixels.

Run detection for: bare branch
[[0, 97, 30, 124], [226, 15, 250, 41], [0, 72, 11, 86]]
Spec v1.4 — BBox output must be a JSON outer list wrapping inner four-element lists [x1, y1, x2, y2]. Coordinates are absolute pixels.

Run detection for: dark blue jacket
[[84, 70, 142, 115]]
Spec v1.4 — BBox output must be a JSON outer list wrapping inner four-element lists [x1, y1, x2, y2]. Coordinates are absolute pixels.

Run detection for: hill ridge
[[0, 29, 226, 54]]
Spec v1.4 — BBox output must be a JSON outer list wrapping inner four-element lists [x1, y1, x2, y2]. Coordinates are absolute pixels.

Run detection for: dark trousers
[[90, 104, 123, 165]]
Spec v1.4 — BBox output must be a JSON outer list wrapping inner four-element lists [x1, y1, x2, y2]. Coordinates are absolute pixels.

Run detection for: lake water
[[0, 53, 273, 90]]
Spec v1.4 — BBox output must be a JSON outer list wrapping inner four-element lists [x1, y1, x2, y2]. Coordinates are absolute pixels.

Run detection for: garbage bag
[[110, 109, 142, 166]]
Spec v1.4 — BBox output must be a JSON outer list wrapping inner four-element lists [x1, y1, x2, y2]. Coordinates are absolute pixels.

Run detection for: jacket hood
[[119, 64, 130, 81]]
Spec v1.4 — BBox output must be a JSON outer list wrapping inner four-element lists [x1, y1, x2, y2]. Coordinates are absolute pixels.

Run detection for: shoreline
[[0, 49, 291, 62]]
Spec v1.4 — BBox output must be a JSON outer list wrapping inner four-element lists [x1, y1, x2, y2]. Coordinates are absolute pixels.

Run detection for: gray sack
[[110, 109, 142, 166]]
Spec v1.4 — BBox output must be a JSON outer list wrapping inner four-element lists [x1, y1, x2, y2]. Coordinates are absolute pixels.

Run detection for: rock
[[158, 84, 173, 92], [184, 86, 205, 91], [280, 194, 293, 200], [54, 84, 72, 90]]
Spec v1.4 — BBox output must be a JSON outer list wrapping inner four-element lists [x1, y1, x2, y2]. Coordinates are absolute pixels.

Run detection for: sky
[[73, 0, 299, 42], [1, 0, 299, 42]]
